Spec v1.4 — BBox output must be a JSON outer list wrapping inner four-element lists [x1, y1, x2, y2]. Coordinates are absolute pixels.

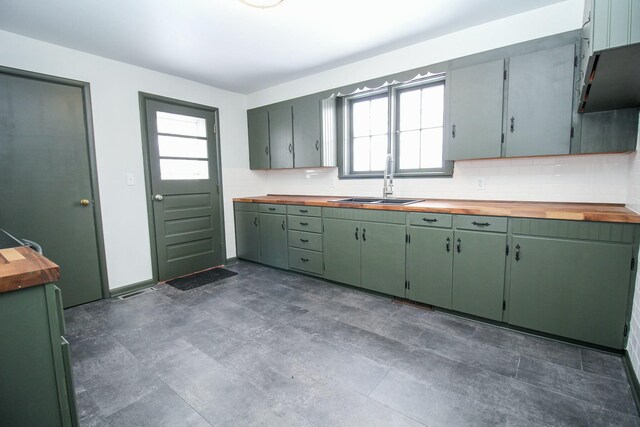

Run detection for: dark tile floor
[[65, 261, 640, 426]]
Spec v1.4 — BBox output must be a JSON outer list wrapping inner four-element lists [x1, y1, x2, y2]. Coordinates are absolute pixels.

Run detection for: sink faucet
[[383, 153, 394, 198]]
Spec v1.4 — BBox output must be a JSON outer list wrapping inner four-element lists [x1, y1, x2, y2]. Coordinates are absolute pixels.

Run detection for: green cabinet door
[[247, 108, 270, 170], [235, 210, 260, 262], [447, 60, 504, 160], [268, 104, 294, 169], [452, 230, 506, 321], [408, 226, 454, 308], [259, 213, 288, 269], [360, 221, 406, 297], [292, 95, 322, 168], [505, 44, 574, 157], [509, 236, 632, 349], [323, 218, 361, 286]]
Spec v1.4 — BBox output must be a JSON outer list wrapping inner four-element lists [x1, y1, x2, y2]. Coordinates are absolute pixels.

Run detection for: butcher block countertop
[[0, 246, 60, 294], [234, 195, 640, 224]]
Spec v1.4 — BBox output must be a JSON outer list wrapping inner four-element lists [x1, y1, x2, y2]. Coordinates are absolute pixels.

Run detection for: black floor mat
[[166, 268, 238, 291]]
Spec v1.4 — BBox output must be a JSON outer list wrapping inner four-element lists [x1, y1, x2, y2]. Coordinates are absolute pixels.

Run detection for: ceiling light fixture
[[239, 0, 284, 8]]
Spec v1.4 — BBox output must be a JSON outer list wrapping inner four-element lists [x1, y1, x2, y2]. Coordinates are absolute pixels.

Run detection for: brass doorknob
[[80, 199, 90, 206]]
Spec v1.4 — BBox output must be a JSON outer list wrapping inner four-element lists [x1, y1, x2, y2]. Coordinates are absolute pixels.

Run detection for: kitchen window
[[342, 75, 452, 178]]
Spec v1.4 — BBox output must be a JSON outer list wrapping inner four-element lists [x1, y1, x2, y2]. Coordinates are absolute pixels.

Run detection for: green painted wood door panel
[[360, 222, 406, 297], [292, 96, 322, 168], [447, 60, 504, 160], [247, 109, 270, 169], [323, 218, 361, 286], [509, 236, 632, 348], [505, 44, 574, 157], [234, 211, 260, 262], [269, 105, 294, 169], [0, 73, 103, 308], [145, 99, 224, 281], [259, 213, 288, 269], [452, 230, 506, 321], [408, 226, 454, 308]]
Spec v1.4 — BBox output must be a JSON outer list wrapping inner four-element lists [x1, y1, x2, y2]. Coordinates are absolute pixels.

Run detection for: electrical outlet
[[476, 177, 486, 190], [126, 173, 135, 186]]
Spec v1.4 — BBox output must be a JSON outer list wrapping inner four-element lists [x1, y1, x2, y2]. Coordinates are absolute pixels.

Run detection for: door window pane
[[158, 135, 208, 159], [157, 111, 207, 137], [160, 159, 209, 180]]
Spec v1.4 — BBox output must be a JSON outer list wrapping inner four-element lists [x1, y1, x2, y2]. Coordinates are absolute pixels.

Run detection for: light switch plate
[[126, 173, 135, 186], [476, 177, 486, 190]]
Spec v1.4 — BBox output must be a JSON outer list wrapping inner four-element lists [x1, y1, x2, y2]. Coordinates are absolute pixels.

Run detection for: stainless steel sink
[[334, 197, 423, 205]]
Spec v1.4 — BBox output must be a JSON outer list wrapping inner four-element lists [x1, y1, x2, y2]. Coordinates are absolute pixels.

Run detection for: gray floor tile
[[105, 385, 211, 427], [581, 347, 628, 381], [392, 304, 478, 337]]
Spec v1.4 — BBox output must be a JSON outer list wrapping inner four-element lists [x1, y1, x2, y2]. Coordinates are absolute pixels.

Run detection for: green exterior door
[[447, 60, 505, 160], [323, 218, 361, 286], [235, 211, 260, 262], [505, 44, 574, 157], [408, 226, 454, 308], [509, 236, 632, 348], [452, 230, 506, 321], [360, 221, 406, 297], [247, 108, 270, 170], [292, 95, 321, 168], [144, 98, 224, 281], [259, 213, 288, 269], [268, 104, 294, 169], [0, 72, 103, 307]]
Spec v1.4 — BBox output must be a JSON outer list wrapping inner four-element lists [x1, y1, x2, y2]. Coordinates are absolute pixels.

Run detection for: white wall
[[0, 29, 265, 290]]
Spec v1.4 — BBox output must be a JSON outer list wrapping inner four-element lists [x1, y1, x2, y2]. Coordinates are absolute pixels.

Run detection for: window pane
[[157, 112, 207, 137], [352, 101, 370, 137], [352, 137, 370, 171], [370, 135, 388, 171], [399, 89, 421, 131], [160, 159, 209, 180], [370, 97, 388, 136], [421, 84, 445, 128], [158, 135, 208, 159], [421, 128, 443, 169], [398, 130, 420, 170]]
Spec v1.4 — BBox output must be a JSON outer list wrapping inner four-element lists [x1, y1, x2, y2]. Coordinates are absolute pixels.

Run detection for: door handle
[[456, 238, 461, 253], [452, 124, 456, 139], [510, 117, 515, 133], [362, 228, 366, 242], [446, 237, 451, 253], [80, 199, 91, 207], [515, 244, 521, 261], [355, 227, 359, 240], [153, 194, 163, 201]]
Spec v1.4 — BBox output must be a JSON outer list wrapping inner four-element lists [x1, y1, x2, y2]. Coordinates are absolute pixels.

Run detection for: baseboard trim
[[109, 279, 156, 298], [623, 350, 640, 416], [225, 257, 239, 265]]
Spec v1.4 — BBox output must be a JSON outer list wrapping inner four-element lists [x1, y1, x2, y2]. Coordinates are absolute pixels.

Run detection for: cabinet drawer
[[259, 204, 287, 214], [287, 205, 321, 217], [455, 215, 507, 233], [289, 248, 323, 275], [288, 215, 322, 233], [408, 212, 452, 228], [288, 230, 322, 252], [234, 202, 258, 212]]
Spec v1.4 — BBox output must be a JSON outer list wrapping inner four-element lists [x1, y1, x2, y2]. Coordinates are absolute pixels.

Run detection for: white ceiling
[[0, 0, 565, 94]]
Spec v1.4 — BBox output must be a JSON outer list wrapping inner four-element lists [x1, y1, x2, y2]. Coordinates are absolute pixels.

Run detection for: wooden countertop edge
[[0, 247, 61, 294], [233, 196, 640, 224]]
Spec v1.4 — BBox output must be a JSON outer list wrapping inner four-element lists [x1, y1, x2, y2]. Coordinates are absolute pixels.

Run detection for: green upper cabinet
[[509, 235, 633, 349], [408, 225, 454, 309], [452, 229, 507, 321], [268, 104, 294, 169], [447, 60, 505, 161], [504, 44, 575, 157], [360, 221, 406, 297], [259, 211, 288, 269], [292, 95, 322, 168], [234, 206, 260, 263], [247, 108, 270, 170], [323, 218, 361, 286]]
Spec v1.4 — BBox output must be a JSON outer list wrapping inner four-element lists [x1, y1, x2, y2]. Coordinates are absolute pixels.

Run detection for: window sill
[[338, 171, 453, 180]]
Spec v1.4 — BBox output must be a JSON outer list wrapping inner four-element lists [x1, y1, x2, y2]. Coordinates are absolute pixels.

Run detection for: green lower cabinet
[[408, 226, 454, 309], [452, 230, 506, 321], [259, 213, 288, 269], [323, 218, 361, 286], [360, 221, 406, 297], [235, 210, 260, 262], [508, 236, 632, 348]]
